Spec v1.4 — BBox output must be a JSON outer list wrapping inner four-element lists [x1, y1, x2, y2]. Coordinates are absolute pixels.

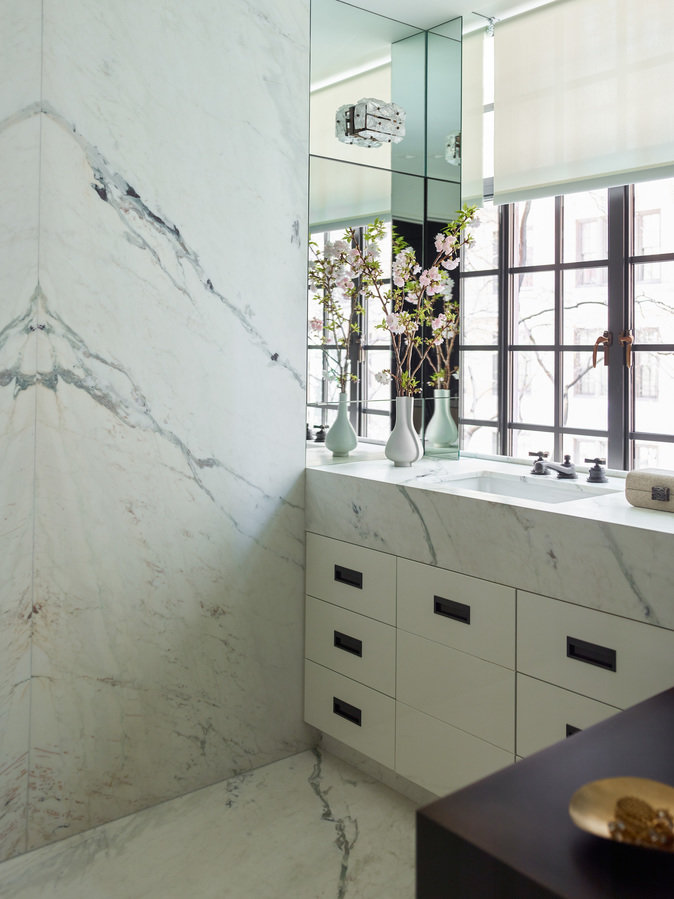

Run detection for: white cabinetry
[[305, 533, 674, 794], [304, 533, 516, 795], [516, 590, 674, 757]]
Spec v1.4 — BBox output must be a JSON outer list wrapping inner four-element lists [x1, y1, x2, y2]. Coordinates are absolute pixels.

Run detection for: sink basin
[[439, 471, 620, 504]]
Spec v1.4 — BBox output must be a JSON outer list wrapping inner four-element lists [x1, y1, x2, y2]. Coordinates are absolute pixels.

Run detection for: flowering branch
[[342, 205, 477, 396], [308, 236, 364, 393]]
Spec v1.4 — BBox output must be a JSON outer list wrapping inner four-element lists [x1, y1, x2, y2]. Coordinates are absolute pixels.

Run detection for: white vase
[[425, 388, 459, 450], [325, 392, 357, 456], [385, 396, 422, 467]]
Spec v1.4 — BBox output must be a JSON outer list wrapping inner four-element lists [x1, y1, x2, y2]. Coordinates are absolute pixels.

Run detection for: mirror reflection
[[308, 0, 464, 459]]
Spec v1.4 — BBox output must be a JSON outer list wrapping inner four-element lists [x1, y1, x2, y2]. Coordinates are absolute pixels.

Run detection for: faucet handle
[[529, 451, 549, 460], [585, 457, 608, 483]]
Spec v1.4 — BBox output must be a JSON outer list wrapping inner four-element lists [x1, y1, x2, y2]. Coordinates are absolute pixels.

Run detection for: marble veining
[[1, 0, 311, 862], [306, 459, 674, 630], [0, 749, 416, 899]]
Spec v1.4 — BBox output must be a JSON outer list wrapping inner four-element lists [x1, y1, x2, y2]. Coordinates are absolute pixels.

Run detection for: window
[[461, 179, 674, 470], [307, 223, 393, 441]]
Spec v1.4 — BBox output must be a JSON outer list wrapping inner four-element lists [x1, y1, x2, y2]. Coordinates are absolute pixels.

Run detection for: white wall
[[0, 0, 311, 859]]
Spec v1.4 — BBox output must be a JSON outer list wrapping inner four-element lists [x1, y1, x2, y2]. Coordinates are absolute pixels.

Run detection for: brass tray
[[569, 777, 674, 853]]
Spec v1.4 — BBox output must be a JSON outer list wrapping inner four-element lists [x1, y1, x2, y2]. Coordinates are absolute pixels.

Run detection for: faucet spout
[[535, 454, 578, 479]]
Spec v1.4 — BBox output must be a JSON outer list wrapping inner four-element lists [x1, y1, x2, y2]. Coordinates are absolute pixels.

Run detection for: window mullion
[[554, 195, 563, 462], [606, 185, 629, 469], [498, 203, 511, 456]]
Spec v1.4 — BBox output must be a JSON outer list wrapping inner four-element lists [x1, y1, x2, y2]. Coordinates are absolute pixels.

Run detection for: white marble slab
[[0, 749, 416, 899], [306, 457, 674, 630], [1, 0, 313, 859], [0, 0, 42, 863]]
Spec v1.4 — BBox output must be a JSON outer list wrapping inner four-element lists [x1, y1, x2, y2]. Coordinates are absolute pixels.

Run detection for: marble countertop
[[306, 446, 674, 537], [305, 447, 674, 630]]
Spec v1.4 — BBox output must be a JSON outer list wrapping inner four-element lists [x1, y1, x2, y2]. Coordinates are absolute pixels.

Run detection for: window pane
[[634, 178, 674, 255], [634, 261, 674, 344], [633, 351, 674, 435], [563, 270, 607, 344], [633, 440, 674, 468], [460, 350, 498, 421], [463, 203, 499, 272], [511, 429, 553, 462], [307, 348, 326, 405], [513, 271, 555, 345], [513, 196, 555, 267], [362, 409, 391, 441], [563, 190, 608, 263], [461, 424, 498, 454], [365, 351, 392, 403], [512, 351, 554, 425], [562, 351, 608, 430], [563, 435, 608, 466], [463, 276, 498, 344], [366, 302, 390, 344]]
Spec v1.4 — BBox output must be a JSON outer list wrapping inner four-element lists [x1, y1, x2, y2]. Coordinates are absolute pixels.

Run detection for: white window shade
[[493, 0, 674, 205], [461, 29, 485, 205]]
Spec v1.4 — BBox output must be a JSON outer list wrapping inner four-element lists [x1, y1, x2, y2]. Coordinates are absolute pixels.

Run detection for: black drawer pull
[[334, 630, 363, 657], [333, 696, 362, 726], [566, 636, 617, 672], [566, 723, 582, 738], [434, 595, 471, 625], [334, 564, 363, 590]]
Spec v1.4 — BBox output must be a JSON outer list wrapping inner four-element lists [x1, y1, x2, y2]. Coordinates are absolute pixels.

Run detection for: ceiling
[[343, 0, 558, 32]]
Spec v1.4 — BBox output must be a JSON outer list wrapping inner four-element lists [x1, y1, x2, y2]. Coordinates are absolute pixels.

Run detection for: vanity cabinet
[[395, 559, 515, 794], [303, 533, 396, 767], [304, 533, 516, 795], [516, 590, 674, 757], [304, 531, 674, 795]]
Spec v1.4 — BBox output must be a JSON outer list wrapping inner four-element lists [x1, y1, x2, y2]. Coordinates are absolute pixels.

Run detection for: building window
[[461, 179, 674, 470]]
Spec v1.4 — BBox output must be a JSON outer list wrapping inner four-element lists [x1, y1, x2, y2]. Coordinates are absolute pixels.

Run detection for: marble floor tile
[[0, 749, 416, 898]]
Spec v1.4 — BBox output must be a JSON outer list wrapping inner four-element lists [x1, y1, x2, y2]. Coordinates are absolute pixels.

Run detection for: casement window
[[461, 179, 674, 470]]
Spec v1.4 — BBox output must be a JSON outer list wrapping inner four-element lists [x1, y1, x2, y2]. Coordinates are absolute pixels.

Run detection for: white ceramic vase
[[425, 388, 458, 448], [325, 392, 357, 456], [385, 395, 422, 467]]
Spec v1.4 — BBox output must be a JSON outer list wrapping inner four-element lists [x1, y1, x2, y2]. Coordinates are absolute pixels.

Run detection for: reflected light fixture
[[445, 131, 461, 165], [335, 97, 406, 148]]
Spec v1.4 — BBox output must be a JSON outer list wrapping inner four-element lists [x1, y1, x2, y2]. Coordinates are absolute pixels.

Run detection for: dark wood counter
[[417, 686, 674, 898]]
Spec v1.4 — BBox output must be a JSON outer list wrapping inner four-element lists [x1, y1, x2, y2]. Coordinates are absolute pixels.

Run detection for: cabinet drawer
[[517, 591, 674, 708], [305, 596, 396, 696], [397, 630, 514, 751], [397, 558, 515, 668], [304, 660, 395, 768], [306, 533, 395, 624], [516, 674, 620, 758], [396, 703, 513, 796]]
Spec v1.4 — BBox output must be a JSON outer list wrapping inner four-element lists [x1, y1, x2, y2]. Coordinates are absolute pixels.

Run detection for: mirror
[[308, 0, 463, 452]]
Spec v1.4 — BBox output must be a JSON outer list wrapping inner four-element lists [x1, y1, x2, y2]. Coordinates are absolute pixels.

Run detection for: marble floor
[[0, 749, 417, 898]]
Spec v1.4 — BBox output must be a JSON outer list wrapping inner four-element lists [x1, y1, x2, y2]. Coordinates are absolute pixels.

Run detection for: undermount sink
[[439, 471, 620, 504]]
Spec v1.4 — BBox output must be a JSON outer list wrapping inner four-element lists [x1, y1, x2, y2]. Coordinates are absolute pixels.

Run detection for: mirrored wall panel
[[308, 0, 463, 454]]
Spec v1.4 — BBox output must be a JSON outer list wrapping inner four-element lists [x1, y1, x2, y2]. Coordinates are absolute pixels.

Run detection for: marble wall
[[1, 0, 312, 860]]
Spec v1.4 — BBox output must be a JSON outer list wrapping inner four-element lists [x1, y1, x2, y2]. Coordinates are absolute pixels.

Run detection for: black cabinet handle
[[334, 564, 363, 590], [566, 723, 582, 737], [566, 636, 617, 672], [434, 595, 471, 625], [332, 696, 362, 726], [333, 630, 363, 657]]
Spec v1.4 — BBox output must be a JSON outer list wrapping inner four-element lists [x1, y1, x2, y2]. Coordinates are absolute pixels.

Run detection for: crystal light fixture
[[335, 97, 406, 148]]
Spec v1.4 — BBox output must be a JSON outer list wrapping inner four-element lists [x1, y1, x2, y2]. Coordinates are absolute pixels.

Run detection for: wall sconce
[[445, 131, 461, 165], [335, 98, 406, 148]]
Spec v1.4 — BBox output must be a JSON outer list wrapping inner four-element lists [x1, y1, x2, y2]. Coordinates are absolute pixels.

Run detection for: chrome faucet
[[529, 451, 578, 479]]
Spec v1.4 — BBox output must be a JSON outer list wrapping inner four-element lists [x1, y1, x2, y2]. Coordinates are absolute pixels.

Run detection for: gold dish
[[569, 777, 674, 853]]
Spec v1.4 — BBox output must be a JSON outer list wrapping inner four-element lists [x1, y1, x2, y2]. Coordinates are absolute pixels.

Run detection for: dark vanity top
[[417, 687, 674, 898]]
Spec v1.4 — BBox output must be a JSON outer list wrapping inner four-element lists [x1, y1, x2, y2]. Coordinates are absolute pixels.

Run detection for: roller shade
[[461, 29, 485, 205], [493, 0, 674, 204]]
